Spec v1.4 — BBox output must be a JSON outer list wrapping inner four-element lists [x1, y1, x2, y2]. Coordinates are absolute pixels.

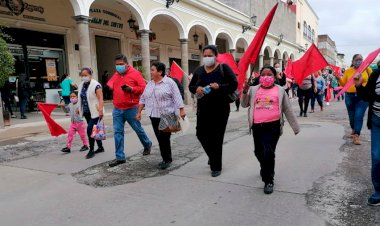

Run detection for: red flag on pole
[[169, 61, 185, 84], [325, 84, 332, 103], [292, 43, 329, 86], [217, 53, 239, 74], [330, 64, 341, 76], [237, 3, 279, 90], [335, 48, 380, 100], [284, 58, 293, 78], [37, 103, 67, 137]]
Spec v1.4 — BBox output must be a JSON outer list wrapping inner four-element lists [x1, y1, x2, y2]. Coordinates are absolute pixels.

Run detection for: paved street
[[0, 100, 379, 226]]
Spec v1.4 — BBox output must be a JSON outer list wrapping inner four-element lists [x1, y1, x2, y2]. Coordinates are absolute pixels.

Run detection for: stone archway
[[215, 29, 234, 54]]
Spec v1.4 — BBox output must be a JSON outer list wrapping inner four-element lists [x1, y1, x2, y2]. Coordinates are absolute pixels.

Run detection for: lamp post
[[277, 33, 284, 46], [166, 0, 180, 8]]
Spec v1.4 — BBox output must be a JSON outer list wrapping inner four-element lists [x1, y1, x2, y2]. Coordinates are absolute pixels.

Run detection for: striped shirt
[[373, 76, 380, 117], [139, 76, 184, 118]]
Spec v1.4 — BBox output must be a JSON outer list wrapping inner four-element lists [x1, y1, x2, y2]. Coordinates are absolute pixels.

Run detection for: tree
[[0, 28, 14, 87]]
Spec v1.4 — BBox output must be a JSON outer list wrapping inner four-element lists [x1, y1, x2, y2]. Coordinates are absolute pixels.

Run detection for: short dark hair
[[152, 62, 166, 77], [80, 67, 93, 75], [70, 91, 78, 96], [202, 45, 218, 56], [115, 53, 128, 63], [352, 54, 362, 61], [260, 65, 277, 76]]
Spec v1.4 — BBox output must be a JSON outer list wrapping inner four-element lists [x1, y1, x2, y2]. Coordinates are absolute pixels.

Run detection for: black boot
[[86, 149, 95, 159]]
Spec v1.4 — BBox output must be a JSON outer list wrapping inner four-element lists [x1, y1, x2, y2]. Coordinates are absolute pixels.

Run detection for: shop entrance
[[95, 36, 120, 88]]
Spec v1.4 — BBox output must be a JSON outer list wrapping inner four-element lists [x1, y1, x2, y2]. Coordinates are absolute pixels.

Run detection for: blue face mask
[[354, 60, 362, 69], [116, 65, 126, 74]]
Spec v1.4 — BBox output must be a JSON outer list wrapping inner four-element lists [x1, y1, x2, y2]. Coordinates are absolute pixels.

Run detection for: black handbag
[[220, 64, 239, 103]]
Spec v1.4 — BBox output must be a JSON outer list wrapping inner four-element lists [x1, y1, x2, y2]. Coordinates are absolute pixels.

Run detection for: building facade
[[317, 34, 337, 65], [0, 0, 308, 103], [294, 0, 318, 52]]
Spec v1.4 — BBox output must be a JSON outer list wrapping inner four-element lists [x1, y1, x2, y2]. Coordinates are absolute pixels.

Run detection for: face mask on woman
[[203, 57, 216, 67], [353, 60, 362, 69], [70, 97, 78, 104], [81, 76, 91, 83], [259, 76, 275, 88], [275, 68, 281, 73], [116, 65, 126, 74]]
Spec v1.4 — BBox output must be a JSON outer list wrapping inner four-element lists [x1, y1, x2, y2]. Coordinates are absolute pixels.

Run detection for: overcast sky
[[307, 0, 380, 66]]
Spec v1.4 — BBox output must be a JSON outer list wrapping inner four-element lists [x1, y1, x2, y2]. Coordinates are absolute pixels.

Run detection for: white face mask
[[203, 57, 216, 67], [275, 68, 281, 73], [81, 76, 90, 83]]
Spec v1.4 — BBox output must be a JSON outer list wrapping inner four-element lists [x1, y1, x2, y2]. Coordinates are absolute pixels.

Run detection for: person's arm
[[95, 86, 104, 118], [130, 71, 146, 95], [241, 84, 252, 108], [170, 81, 186, 119], [321, 78, 326, 93], [136, 104, 145, 121]]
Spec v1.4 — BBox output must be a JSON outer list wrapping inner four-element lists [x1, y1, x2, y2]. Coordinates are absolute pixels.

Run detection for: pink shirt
[[253, 86, 281, 124]]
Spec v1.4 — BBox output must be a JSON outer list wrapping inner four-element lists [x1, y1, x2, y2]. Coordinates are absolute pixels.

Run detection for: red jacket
[[107, 66, 146, 110]]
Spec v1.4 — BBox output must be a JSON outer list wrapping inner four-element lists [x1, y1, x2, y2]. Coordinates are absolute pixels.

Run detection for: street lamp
[[166, 0, 180, 8], [242, 25, 251, 33], [193, 26, 199, 43], [277, 33, 284, 46], [127, 15, 138, 32], [250, 15, 257, 26]]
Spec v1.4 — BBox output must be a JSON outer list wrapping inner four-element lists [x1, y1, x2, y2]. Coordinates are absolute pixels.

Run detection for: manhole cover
[[299, 123, 321, 128]]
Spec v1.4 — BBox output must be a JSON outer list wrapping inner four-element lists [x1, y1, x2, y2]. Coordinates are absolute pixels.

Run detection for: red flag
[[217, 53, 239, 74], [37, 103, 67, 137], [237, 3, 279, 90], [169, 61, 185, 84], [330, 64, 341, 76], [335, 48, 380, 100], [292, 43, 329, 86], [284, 58, 293, 78]]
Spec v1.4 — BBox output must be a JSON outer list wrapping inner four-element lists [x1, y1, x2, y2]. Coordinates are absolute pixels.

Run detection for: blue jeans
[[113, 107, 152, 160], [311, 92, 323, 110], [20, 96, 28, 116], [370, 114, 380, 200], [344, 93, 368, 135]]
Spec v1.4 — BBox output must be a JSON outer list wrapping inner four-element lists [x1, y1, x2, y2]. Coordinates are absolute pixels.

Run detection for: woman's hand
[[353, 72, 363, 87], [196, 86, 204, 95], [179, 108, 186, 119], [242, 81, 250, 94], [136, 112, 142, 121], [209, 83, 220, 90], [98, 110, 104, 119]]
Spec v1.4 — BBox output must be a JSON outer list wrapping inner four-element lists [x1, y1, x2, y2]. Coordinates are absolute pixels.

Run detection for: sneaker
[[310, 109, 314, 113], [21, 115, 27, 119], [211, 171, 221, 177], [143, 143, 152, 156], [367, 197, 380, 206], [303, 112, 307, 117], [299, 111, 303, 117], [108, 159, 126, 167], [79, 145, 89, 152], [85, 150, 95, 159], [353, 134, 361, 145], [158, 161, 171, 170], [326, 102, 330, 106], [94, 147, 104, 154], [264, 183, 274, 194], [11, 115, 16, 118], [61, 147, 71, 153]]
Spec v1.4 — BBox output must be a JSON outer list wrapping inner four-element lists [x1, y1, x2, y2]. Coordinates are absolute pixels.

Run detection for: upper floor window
[[311, 29, 315, 42], [308, 25, 311, 40], [303, 21, 307, 36]]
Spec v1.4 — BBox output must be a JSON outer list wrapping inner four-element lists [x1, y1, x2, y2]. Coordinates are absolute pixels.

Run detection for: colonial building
[[317, 34, 337, 65], [0, 0, 310, 103]]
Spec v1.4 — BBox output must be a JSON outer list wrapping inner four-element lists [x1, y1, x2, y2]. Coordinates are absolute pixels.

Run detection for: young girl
[[60, 92, 89, 153]]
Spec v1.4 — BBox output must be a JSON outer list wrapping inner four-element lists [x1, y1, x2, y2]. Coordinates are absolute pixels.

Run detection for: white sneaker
[[326, 102, 330, 106]]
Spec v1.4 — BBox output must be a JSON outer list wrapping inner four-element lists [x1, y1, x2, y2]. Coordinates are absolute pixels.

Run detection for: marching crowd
[[10, 44, 377, 205]]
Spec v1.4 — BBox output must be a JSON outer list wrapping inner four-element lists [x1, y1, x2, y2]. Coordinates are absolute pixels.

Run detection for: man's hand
[[98, 110, 104, 119], [242, 81, 250, 94], [196, 86, 204, 95], [136, 112, 142, 121], [122, 84, 133, 93], [353, 73, 363, 87]]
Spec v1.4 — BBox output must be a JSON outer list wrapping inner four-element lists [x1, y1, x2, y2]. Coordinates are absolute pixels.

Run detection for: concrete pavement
[[0, 100, 346, 226]]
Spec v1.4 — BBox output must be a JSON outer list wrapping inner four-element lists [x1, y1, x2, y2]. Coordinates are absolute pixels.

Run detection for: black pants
[[150, 117, 172, 163], [196, 108, 230, 171], [235, 98, 240, 111], [83, 112, 103, 151], [298, 88, 312, 114], [252, 120, 281, 184], [2, 97, 13, 115]]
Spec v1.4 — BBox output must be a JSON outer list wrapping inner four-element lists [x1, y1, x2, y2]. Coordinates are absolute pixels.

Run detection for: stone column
[[259, 54, 264, 70], [180, 39, 191, 105], [73, 15, 92, 69], [279, 58, 283, 69], [138, 30, 151, 80], [229, 49, 236, 59], [269, 57, 274, 66]]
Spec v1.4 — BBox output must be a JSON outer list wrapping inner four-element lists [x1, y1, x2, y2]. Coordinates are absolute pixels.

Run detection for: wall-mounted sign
[[191, 54, 200, 60], [89, 7, 124, 30], [0, 0, 45, 21]]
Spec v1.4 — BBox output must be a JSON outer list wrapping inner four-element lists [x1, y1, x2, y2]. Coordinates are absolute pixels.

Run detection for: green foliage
[[0, 29, 15, 87]]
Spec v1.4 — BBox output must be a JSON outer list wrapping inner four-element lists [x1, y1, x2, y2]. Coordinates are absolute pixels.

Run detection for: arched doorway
[[263, 46, 272, 66], [215, 30, 233, 54], [187, 23, 213, 73]]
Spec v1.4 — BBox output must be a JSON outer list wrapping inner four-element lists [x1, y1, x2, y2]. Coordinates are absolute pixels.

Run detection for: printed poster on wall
[[45, 59, 57, 81]]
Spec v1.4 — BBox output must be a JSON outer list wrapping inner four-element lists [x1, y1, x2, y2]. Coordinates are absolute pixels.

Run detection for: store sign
[[0, 0, 45, 22], [191, 54, 200, 60], [89, 7, 124, 30], [8, 45, 44, 57], [45, 59, 58, 81]]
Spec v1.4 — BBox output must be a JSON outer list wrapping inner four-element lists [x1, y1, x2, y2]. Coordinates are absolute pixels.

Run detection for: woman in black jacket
[[355, 69, 380, 206], [189, 45, 238, 177]]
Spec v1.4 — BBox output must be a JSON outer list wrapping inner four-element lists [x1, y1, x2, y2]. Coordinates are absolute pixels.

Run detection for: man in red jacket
[[107, 54, 152, 167]]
